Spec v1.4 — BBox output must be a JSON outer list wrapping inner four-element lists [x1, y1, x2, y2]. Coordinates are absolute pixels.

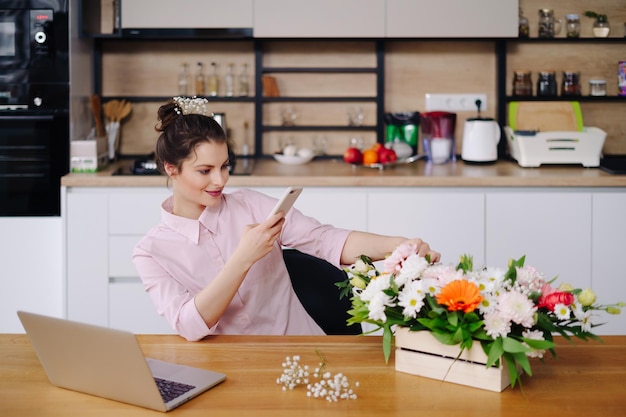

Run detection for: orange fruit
[[362, 149, 379, 164], [370, 143, 383, 153]]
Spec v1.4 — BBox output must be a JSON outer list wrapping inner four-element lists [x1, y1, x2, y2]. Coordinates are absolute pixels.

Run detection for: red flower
[[537, 284, 575, 311]]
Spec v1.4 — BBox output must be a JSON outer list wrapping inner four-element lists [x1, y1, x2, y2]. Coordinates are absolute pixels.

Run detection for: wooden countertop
[[61, 158, 626, 188], [2, 333, 625, 416]]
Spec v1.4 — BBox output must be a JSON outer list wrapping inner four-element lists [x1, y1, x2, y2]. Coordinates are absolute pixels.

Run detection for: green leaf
[[522, 338, 554, 350], [486, 338, 504, 368], [382, 325, 393, 363], [502, 337, 531, 354]]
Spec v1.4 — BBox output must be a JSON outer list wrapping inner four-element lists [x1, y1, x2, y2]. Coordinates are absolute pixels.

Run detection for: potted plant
[[584, 11, 610, 37]]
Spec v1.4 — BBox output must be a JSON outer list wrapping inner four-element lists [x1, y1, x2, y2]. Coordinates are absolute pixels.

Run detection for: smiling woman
[[131, 97, 440, 342]]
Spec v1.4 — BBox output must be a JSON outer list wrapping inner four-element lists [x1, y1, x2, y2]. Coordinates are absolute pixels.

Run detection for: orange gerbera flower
[[436, 280, 483, 313]]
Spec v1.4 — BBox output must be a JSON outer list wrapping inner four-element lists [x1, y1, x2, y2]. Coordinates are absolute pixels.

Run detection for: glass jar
[[588, 79, 607, 96], [537, 71, 557, 96], [513, 70, 533, 96], [562, 71, 581, 96], [565, 14, 581, 38], [518, 8, 529, 38], [593, 20, 611, 38], [538, 9, 561, 38]]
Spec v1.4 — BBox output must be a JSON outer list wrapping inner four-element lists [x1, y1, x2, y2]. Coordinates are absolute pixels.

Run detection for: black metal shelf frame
[[253, 39, 385, 157], [495, 37, 626, 158], [91, 35, 624, 159]]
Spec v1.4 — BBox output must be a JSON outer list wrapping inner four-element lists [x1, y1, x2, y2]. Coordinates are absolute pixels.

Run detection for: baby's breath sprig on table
[[276, 350, 359, 402]]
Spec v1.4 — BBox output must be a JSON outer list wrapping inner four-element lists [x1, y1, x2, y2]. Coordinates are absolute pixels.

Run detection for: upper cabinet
[[253, 0, 386, 38], [386, 0, 518, 38], [121, 0, 253, 29]]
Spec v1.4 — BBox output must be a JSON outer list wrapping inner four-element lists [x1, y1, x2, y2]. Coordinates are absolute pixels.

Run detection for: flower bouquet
[[337, 243, 623, 389]]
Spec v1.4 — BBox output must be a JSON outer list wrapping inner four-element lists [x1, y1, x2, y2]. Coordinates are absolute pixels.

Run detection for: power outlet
[[425, 93, 488, 112]]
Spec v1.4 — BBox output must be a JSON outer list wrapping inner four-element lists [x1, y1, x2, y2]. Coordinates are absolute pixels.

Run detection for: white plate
[[273, 154, 315, 165]]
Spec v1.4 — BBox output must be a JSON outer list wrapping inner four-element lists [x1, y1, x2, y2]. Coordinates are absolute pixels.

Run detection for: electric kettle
[[461, 100, 501, 163]]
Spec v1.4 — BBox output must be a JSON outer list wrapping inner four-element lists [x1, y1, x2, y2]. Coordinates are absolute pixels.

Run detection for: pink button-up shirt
[[132, 188, 351, 341]]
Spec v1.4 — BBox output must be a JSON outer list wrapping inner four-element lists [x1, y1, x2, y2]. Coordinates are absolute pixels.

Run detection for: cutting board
[[508, 101, 584, 132]]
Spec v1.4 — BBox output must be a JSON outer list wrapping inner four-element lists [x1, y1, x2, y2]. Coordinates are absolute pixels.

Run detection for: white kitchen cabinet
[[121, 0, 253, 29], [367, 189, 485, 265], [386, 0, 518, 38], [0, 218, 63, 333], [65, 190, 110, 326], [591, 192, 626, 335], [253, 0, 385, 38], [485, 191, 592, 292]]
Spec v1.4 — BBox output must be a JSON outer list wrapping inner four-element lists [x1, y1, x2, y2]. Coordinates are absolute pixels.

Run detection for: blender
[[420, 111, 457, 164]]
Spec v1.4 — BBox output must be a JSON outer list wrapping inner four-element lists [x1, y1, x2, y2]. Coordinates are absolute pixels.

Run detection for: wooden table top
[[1, 334, 625, 416]]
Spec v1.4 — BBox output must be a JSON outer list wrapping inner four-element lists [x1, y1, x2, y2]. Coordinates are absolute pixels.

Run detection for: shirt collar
[[160, 196, 223, 244]]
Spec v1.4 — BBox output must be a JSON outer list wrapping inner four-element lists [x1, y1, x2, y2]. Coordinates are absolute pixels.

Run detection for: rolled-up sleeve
[[133, 244, 212, 341]]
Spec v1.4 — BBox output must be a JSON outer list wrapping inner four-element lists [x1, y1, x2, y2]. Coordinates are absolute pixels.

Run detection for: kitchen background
[[89, 0, 626, 160], [1, 0, 625, 333]]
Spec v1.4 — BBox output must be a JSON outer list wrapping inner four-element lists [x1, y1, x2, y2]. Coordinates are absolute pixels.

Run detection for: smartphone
[[266, 187, 303, 220]]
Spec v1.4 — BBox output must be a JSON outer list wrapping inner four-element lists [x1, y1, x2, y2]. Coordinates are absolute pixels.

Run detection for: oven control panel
[[30, 10, 53, 62]]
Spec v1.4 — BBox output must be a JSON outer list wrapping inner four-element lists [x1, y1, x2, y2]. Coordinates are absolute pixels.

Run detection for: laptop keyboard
[[154, 377, 196, 403]]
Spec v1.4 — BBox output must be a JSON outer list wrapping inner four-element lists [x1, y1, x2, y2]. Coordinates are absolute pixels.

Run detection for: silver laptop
[[17, 311, 226, 412]]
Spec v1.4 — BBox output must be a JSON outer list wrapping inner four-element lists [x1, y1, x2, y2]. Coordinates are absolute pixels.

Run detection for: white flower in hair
[[173, 96, 213, 116]]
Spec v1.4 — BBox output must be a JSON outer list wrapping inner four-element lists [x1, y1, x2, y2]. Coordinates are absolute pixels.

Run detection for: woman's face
[[165, 141, 230, 219]]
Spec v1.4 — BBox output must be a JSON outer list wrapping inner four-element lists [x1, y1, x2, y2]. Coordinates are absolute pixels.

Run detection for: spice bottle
[[224, 63, 234, 97], [238, 63, 249, 97], [194, 62, 205, 96], [519, 8, 529, 38], [588, 79, 607, 96], [178, 62, 189, 95], [537, 71, 557, 96], [513, 70, 533, 96], [565, 14, 581, 38], [562, 71, 581, 96], [208, 62, 219, 97]]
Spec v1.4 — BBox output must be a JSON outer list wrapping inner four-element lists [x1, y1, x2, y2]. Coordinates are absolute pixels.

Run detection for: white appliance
[[461, 117, 501, 163]]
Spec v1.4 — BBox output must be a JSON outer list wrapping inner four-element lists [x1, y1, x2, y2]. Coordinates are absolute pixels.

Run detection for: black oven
[[0, 0, 68, 216], [0, 110, 68, 216]]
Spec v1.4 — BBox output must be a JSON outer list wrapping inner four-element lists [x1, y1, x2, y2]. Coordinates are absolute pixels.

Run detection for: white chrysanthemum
[[497, 290, 536, 328], [359, 273, 392, 302], [395, 254, 429, 287], [438, 267, 465, 287], [554, 303, 571, 320], [483, 311, 511, 338], [522, 330, 546, 358], [398, 280, 426, 319], [367, 292, 394, 322]]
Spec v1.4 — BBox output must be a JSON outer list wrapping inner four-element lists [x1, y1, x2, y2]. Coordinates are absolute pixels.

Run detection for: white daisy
[[398, 280, 426, 319], [554, 303, 571, 320]]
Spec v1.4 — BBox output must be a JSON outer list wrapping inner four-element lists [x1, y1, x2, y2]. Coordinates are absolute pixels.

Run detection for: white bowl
[[273, 153, 314, 165]]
